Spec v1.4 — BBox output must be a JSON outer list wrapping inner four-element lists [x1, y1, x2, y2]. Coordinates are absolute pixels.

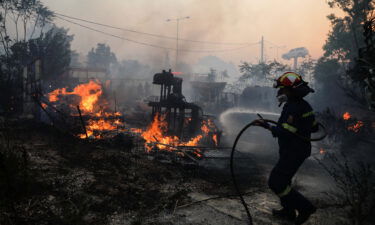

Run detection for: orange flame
[[48, 80, 125, 139], [212, 134, 218, 146], [343, 112, 351, 120], [141, 114, 179, 151], [130, 128, 143, 134], [319, 148, 326, 155], [201, 119, 219, 146], [48, 80, 102, 114], [141, 114, 204, 152], [201, 121, 210, 135]]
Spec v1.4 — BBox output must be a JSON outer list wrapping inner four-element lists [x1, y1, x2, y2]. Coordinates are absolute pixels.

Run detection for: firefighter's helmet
[[273, 72, 304, 89], [274, 72, 314, 98]]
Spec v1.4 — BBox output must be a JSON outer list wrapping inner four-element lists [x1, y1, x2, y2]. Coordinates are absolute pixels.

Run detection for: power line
[[55, 12, 255, 46], [264, 39, 283, 47], [55, 16, 259, 53]]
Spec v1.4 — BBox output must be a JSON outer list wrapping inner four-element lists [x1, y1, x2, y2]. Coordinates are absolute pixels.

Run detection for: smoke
[[42, 0, 343, 69], [218, 107, 280, 154], [282, 47, 309, 60]]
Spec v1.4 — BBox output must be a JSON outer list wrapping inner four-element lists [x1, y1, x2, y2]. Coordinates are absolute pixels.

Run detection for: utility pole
[[165, 51, 171, 69], [176, 19, 179, 70], [166, 16, 190, 70], [260, 36, 264, 63]]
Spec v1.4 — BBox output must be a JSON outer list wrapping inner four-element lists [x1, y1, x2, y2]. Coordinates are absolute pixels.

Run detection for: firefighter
[[254, 72, 318, 225]]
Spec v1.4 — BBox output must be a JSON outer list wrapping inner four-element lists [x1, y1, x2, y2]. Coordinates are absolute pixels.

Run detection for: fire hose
[[230, 115, 327, 225]]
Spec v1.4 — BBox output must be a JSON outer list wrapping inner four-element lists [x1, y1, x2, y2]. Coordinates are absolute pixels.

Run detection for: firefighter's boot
[[272, 208, 296, 221]]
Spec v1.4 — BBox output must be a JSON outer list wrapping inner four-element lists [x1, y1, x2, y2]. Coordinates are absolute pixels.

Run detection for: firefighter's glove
[[253, 119, 270, 130]]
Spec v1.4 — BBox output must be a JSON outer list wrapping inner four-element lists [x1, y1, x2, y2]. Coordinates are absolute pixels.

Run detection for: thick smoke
[[282, 47, 309, 60]]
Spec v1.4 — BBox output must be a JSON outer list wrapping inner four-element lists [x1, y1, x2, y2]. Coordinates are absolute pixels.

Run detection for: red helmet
[[273, 72, 303, 88]]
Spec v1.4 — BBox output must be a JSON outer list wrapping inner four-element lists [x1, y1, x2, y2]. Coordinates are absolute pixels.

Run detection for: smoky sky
[[42, 0, 343, 66]]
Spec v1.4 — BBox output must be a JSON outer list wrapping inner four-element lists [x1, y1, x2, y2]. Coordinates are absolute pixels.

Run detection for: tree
[[70, 50, 81, 67], [296, 56, 315, 83], [347, 12, 375, 110], [87, 43, 117, 71], [239, 60, 289, 85], [28, 26, 73, 80], [324, 0, 374, 61], [313, 0, 374, 109], [111, 59, 151, 79], [0, 0, 53, 53]]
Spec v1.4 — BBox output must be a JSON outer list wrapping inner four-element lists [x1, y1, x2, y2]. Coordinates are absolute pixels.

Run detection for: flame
[[201, 121, 210, 135], [141, 114, 179, 151], [48, 80, 102, 114], [212, 134, 218, 146], [141, 114, 204, 152], [130, 128, 143, 134], [348, 121, 364, 133], [181, 135, 203, 147], [193, 149, 203, 158], [343, 112, 351, 120], [319, 148, 326, 155], [41, 103, 47, 109], [201, 119, 219, 146], [48, 80, 125, 139]]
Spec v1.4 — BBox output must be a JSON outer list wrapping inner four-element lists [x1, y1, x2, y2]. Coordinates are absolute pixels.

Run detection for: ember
[[343, 112, 351, 120], [348, 121, 364, 133], [319, 148, 326, 155]]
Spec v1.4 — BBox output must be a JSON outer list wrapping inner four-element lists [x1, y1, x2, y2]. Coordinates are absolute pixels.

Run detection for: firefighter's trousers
[[268, 150, 315, 212]]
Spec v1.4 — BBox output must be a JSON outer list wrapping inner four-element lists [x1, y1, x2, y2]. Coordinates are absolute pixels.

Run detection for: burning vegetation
[[342, 112, 365, 133], [47, 80, 126, 139], [45, 73, 222, 160]]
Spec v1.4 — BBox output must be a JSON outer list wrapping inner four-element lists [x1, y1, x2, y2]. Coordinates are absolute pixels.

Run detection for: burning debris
[[140, 70, 223, 158], [44, 70, 223, 160], [342, 112, 365, 133], [348, 121, 364, 133], [141, 113, 219, 157], [46, 80, 127, 139], [147, 70, 222, 148]]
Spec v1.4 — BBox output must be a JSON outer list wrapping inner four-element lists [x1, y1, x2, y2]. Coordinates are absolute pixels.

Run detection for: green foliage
[[0, 0, 54, 46], [239, 60, 289, 83], [347, 14, 375, 110], [29, 26, 73, 80], [314, 57, 342, 83], [323, 0, 374, 60], [313, 1, 374, 109], [296, 56, 315, 78], [87, 43, 117, 71], [1, 26, 72, 80]]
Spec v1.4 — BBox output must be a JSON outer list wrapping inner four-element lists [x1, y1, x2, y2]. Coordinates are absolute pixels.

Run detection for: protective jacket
[[270, 98, 318, 155], [267, 98, 318, 214]]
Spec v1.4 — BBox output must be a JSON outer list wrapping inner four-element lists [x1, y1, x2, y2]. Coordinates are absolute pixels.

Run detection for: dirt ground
[[0, 120, 359, 225]]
